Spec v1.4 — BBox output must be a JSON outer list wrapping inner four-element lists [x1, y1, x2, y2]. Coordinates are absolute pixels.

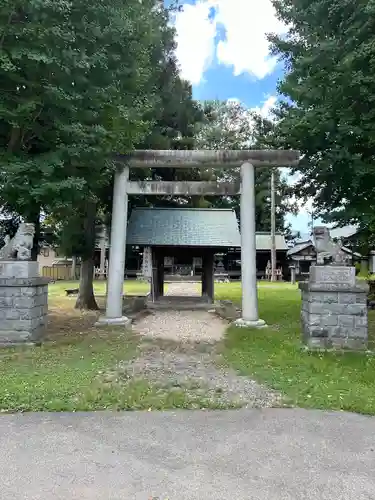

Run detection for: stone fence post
[[299, 265, 368, 350], [0, 261, 49, 345]]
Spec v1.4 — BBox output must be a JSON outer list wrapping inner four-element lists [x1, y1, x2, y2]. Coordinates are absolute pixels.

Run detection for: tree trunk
[[71, 255, 77, 280], [75, 201, 99, 310], [75, 257, 98, 310]]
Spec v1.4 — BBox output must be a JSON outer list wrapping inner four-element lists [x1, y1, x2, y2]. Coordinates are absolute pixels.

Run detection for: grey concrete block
[[0, 287, 20, 298], [299, 267, 368, 351], [355, 316, 368, 328], [306, 337, 330, 349], [0, 297, 14, 307], [310, 292, 338, 303], [0, 261, 39, 278], [346, 304, 367, 316], [309, 327, 329, 338], [19, 287, 38, 297], [322, 314, 338, 326], [0, 330, 33, 343], [338, 315, 355, 327], [308, 303, 346, 315], [13, 297, 37, 308], [331, 337, 367, 350], [353, 327, 367, 339], [339, 293, 357, 304], [308, 314, 321, 326], [309, 265, 356, 285], [0, 280, 48, 344], [356, 294, 367, 304]]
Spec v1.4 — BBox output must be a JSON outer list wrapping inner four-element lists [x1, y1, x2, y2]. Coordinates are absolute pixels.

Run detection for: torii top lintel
[[114, 149, 300, 168]]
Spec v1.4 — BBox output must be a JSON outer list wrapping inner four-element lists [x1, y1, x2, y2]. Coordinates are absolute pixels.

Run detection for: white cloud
[[172, 0, 286, 85], [215, 0, 287, 79], [173, 2, 217, 85], [252, 95, 278, 119]]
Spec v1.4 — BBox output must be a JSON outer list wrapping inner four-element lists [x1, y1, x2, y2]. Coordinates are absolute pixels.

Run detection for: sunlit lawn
[[48, 279, 150, 298], [1, 280, 375, 414], [0, 280, 186, 413], [217, 281, 375, 415]]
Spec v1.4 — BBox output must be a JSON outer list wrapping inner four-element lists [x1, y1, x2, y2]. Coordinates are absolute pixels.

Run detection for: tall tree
[[268, 0, 375, 232], [0, 0, 179, 308], [195, 99, 293, 231]]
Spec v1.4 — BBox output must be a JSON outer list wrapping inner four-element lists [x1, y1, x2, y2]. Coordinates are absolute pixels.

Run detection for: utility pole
[[271, 169, 277, 282], [307, 209, 315, 234]]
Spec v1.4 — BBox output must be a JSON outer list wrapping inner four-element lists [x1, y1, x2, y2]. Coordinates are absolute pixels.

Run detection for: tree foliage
[[196, 99, 294, 231], [0, 0, 158, 219], [269, 0, 375, 232], [0, 0, 195, 307]]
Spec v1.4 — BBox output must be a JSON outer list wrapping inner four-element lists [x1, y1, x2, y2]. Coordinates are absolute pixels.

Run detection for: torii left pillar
[[96, 165, 130, 326]]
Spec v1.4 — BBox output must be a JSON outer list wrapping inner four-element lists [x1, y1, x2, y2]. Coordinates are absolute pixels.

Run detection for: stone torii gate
[[97, 149, 300, 328]]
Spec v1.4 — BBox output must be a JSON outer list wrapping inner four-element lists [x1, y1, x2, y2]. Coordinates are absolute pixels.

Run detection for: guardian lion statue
[[0, 223, 35, 261], [313, 226, 351, 266]]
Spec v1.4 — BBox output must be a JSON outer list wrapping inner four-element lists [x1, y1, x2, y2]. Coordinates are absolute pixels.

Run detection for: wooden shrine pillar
[[202, 252, 214, 303], [151, 248, 164, 300], [157, 252, 164, 297]]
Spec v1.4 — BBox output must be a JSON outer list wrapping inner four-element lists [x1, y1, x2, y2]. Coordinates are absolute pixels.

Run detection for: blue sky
[[170, 0, 316, 235]]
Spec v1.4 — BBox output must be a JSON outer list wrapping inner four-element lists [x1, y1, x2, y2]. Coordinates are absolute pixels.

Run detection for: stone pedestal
[[299, 265, 368, 350], [0, 261, 49, 345]]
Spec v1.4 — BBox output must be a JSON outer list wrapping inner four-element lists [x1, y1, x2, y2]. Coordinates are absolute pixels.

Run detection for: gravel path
[[134, 310, 226, 342], [115, 305, 282, 409], [117, 343, 281, 409], [164, 281, 201, 296]]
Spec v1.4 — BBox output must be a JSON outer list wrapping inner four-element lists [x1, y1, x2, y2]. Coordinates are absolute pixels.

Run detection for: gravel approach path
[[115, 281, 282, 409], [164, 281, 201, 296]]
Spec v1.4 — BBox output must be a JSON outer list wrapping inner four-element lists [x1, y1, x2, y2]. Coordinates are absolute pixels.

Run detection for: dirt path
[[116, 294, 282, 409], [134, 310, 226, 342], [164, 281, 201, 297], [118, 341, 281, 409]]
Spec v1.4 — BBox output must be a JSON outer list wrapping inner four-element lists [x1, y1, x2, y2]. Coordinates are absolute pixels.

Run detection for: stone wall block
[[308, 303, 346, 315], [353, 327, 367, 339], [322, 314, 338, 327], [338, 315, 355, 327], [0, 297, 14, 307], [356, 294, 367, 304], [13, 297, 37, 309], [310, 292, 339, 303], [355, 316, 367, 328], [308, 314, 321, 326], [19, 287, 38, 297], [339, 293, 357, 304], [299, 265, 368, 351], [0, 287, 21, 298], [0, 275, 49, 345], [331, 338, 367, 350], [346, 304, 366, 316]]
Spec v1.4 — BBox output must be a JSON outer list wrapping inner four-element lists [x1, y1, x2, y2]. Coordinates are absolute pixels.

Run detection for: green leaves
[[0, 0, 178, 217], [270, 0, 375, 228]]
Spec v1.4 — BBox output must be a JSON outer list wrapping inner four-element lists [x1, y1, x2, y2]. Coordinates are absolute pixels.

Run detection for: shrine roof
[[127, 208, 241, 248], [255, 232, 289, 251]]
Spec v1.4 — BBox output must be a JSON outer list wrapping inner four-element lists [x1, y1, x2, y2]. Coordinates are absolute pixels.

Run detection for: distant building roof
[[287, 238, 362, 258], [329, 225, 359, 240], [255, 232, 289, 251], [287, 241, 314, 256], [127, 208, 241, 247]]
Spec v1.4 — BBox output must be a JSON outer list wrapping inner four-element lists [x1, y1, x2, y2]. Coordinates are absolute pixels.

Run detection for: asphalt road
[[1, 408, 375, 499]]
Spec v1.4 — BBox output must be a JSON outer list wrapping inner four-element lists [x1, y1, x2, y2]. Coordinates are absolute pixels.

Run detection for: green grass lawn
[[1, 280, 375, 414], [217, 282, 375, 415], [0, 280, 191, 412], [48, 279, 150, 298]]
